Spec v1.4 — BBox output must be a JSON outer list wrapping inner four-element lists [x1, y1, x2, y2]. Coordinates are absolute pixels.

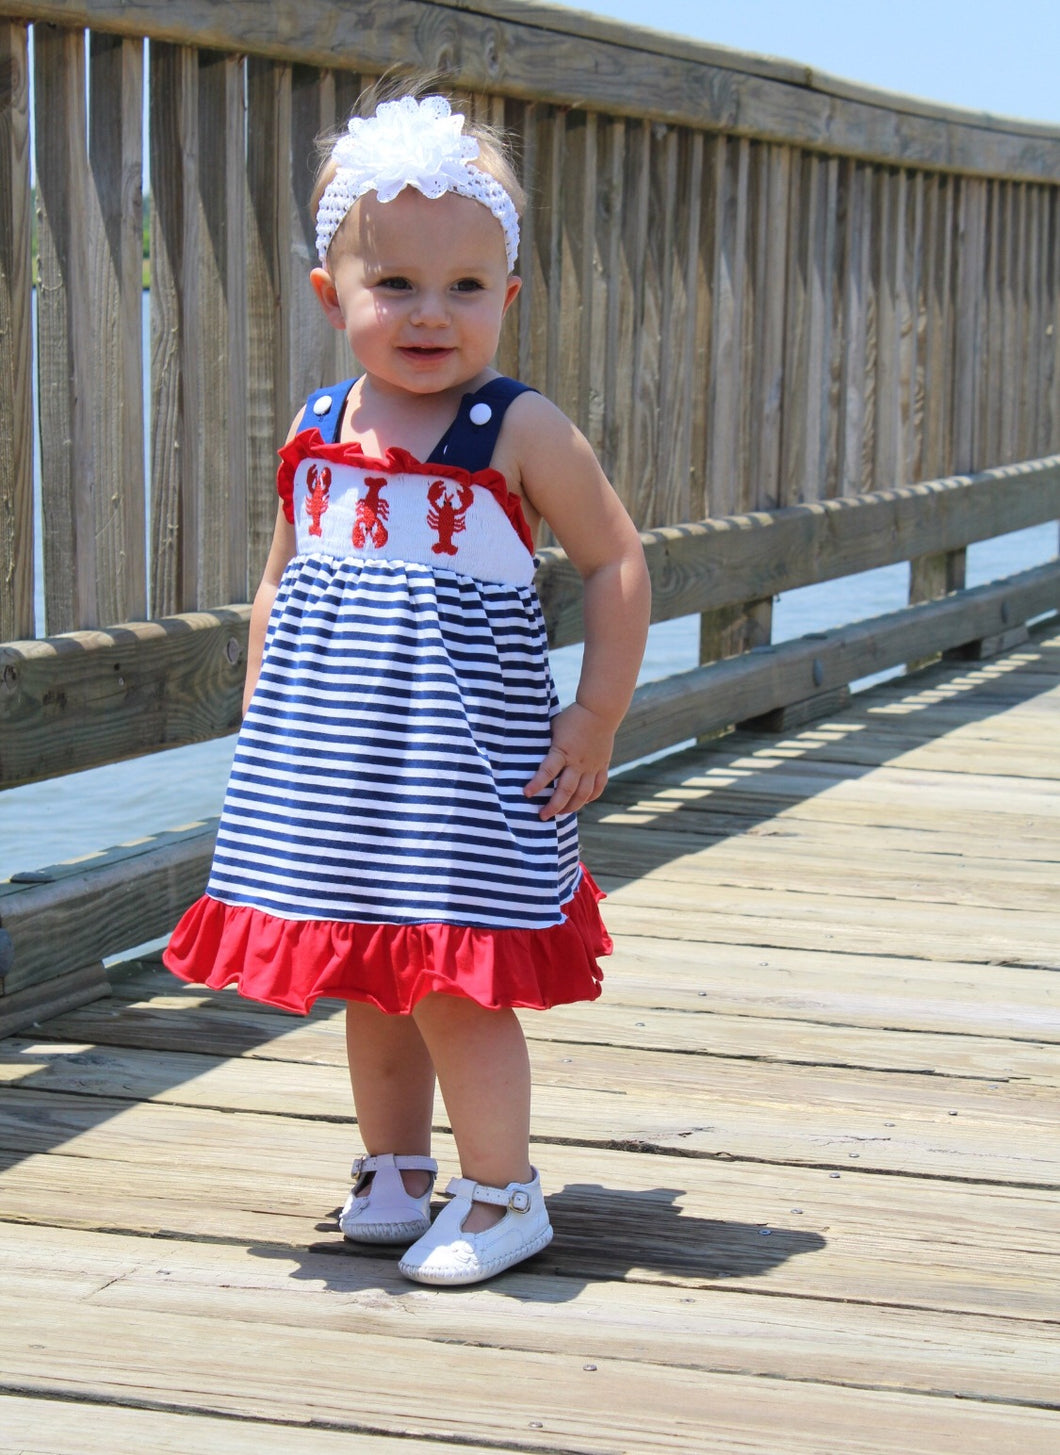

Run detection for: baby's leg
[[345, 1002, 436, 1197], [412, 993, 533, 1231]]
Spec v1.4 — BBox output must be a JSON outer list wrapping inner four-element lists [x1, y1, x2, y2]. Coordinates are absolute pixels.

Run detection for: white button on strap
[[313, 395, 333, 415], [468, 402, 493, 427]]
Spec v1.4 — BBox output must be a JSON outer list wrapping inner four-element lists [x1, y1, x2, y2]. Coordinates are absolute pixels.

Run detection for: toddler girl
[[165, 86, 651, 1285]]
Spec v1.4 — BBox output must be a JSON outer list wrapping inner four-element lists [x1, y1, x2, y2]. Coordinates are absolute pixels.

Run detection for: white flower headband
[[315, 94, 520, 272]]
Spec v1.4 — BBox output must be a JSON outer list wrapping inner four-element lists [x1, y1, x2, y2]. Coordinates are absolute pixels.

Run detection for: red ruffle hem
[[163, 868, 611, 1015]]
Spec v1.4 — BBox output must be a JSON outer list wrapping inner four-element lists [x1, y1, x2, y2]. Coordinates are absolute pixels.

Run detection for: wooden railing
[[1, 0, 1059, 1034]]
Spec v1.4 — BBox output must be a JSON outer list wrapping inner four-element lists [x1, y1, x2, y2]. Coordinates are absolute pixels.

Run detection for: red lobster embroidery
[[426, 480, 474, 556], [352, 475, 389, 548], [304, 463, 331, 536]]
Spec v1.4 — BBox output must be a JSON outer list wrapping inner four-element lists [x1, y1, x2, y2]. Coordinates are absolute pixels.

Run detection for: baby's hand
[[524, 703, 614, 821]]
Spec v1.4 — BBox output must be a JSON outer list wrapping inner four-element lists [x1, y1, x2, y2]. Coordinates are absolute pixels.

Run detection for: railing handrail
[[3, 456, 1057, 790], [4, 0, 1060, 180]]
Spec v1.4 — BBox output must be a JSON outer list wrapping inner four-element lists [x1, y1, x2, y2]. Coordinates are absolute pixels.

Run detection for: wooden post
[[149, 41, 200, 618], [34, 23, 96, 633], [909, 545, 967, 671], [246, 56, 293, 590], [287, 64, 336, 412], [196, 49, 248, 607], [88, 31, 146, 625], [0, 19, 34, 641]]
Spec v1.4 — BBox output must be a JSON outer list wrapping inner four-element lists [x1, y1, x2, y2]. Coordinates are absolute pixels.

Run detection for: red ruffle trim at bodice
[[277, 431, 536, 557], [163, 867, 611, 1015]]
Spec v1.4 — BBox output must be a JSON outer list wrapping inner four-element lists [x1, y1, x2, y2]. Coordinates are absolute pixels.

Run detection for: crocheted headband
[[315, 95, 521, 272]]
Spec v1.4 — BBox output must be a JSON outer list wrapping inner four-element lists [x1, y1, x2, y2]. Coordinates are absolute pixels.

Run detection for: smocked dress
[[164, 376, 611, 1014]]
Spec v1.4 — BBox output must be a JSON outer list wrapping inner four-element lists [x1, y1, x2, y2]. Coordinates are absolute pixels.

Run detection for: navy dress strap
[[303, 379, 358, 444], [428, 377, 537, 474], [301, 375, 535, 468]]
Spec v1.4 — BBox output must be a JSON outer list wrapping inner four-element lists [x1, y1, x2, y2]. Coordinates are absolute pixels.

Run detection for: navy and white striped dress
[[165, 377, 610, 1013]]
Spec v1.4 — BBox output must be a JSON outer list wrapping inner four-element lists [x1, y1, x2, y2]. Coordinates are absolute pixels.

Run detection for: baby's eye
[[453, 278, 485, 293], [377, 276, 412, 291]]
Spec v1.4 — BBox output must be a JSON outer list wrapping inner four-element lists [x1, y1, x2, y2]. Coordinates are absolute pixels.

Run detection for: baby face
[[322, 188, 521, 398]]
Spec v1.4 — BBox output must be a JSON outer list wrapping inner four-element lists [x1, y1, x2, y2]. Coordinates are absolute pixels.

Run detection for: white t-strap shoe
[[398, 1169, 553, 1284], [339, 1153, 438, 1244]]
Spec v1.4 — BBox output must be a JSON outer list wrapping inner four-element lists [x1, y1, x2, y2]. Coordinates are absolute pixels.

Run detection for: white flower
[[332, 96, 480, 204]]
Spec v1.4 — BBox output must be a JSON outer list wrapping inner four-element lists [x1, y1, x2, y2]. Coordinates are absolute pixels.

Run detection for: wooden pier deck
[[1, 630, 1058, 1454]]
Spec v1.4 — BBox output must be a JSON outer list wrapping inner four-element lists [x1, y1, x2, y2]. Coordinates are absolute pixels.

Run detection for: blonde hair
[[311, 74, 526, 264]]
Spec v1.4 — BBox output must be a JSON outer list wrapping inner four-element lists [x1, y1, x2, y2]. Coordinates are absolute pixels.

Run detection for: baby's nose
[[411, 291, 449, 325]]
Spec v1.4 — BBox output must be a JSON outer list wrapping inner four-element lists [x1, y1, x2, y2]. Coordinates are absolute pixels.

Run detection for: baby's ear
[[310, 267, 345, 329]]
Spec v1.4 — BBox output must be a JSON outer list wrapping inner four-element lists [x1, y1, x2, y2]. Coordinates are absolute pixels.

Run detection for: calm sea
[[4, 297, 1056, 879]]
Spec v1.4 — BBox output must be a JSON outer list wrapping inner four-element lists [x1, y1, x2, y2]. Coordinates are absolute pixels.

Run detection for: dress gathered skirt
[[164, 386, 611, 1014]]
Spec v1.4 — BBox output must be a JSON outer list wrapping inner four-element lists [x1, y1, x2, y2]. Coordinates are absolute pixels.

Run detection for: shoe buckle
[[508, 1189, 532, 1213]]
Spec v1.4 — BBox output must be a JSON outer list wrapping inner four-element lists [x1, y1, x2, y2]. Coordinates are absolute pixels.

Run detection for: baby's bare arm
[[510, 397, 651, 820]]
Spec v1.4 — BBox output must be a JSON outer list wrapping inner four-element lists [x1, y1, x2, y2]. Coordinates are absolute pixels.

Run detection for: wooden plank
[[1039, 189, 1057, 456], [0, 20, 34, 641], [38, 971, 1060, 1083], [594, 817, 1060, 910], [0, 963, 110, 1038], [1001, 184, 1027, 467], [1025, 185, 1045, 458], [0, 1101, 1055, 1319], [287, 64, 336, 413], [781, 151, 836, 504], [903, 170, 924, 484], [687, 129, 712, 522], [3, 1034, 1054, 1186], [601, 888, 1057, 976], [836, 160, 871, 493], [493, 94, 524, 383], [596, 113, 626, 485], [748, 143, 791, 509], [671, 129, 702, 521], [952, 176, 987, 473], [978, 179, 1003, 469], [628, 121, 665, 527], [0, 606, 249, 786], [6, 2, 1060, 184], [920, 172, 955, 479], [149, 41, 200, 617], [616, 118, 650, 525], [34, 23, 96, 633], [871, 167, 903, 491], [514, 100, 543, 390], [587, 936, 1058, 1040], [705, 134, 749, 517], [1, 1225, 1057, 1410], [195, 49, 248, 607], [88, 31, 146, 625], [0, 1394, 495, 1455], [652, 123, 686, 523], [0, 823, 215, 991], [556, 107, 595, 442], [246, 56, 293, 588], [3, 1286, 1055, 1454]]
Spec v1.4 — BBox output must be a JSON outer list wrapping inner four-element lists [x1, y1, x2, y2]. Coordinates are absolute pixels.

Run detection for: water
[[3, 521, 1054, 882]]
